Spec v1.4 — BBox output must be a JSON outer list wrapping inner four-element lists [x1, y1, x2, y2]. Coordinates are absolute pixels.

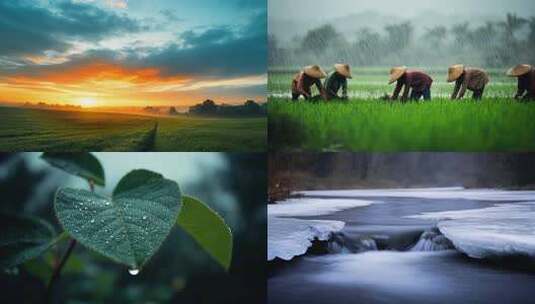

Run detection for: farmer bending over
[[389, 66, 433, 101], [291, 65, 326, 101], [507, 64, 535, 101], [448, 64, 489, 100], [324, 64, 351, 100]]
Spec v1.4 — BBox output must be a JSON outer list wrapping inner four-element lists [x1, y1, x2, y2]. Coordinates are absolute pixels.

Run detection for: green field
[[269, 67, 535, 151], [0, 107, 266, 151]]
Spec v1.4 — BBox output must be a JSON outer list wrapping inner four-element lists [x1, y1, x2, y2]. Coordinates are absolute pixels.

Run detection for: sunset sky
[[0, 0, 266, 107]]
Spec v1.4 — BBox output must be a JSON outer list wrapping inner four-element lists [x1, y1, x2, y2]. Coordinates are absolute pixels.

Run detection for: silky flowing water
[[268, 196, 535, 304]]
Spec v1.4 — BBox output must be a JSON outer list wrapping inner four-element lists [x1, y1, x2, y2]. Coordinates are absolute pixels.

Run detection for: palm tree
[[451, 22, 470, 46], [384, 22, 413, 50], [528, 17, 535, 44], [424, 26, 447, 46], [499, 13, 527, 43]]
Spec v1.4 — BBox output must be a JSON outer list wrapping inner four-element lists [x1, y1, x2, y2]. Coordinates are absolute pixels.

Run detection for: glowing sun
[[79, 97, 97, 107]]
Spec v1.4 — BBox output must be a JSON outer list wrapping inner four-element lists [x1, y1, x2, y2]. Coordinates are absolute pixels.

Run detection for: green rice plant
[[269, 98, 535, 151]]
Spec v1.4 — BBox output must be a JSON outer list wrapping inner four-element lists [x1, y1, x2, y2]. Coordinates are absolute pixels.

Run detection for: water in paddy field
[[268, 194, 535, 304]]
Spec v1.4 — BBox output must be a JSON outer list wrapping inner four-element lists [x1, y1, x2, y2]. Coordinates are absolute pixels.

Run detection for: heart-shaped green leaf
[[0, 214, 57, 270], [42, 152, 105, 186], [54, 169, 181, 269], [177, 196, 233, 270]]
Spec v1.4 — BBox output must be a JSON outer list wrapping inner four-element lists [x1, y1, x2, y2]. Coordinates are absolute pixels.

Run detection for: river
[[268, 192, 535, 304]]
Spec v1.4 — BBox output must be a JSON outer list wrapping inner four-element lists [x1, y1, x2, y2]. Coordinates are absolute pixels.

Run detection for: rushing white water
[[410, 228, 454, 252], [269, 189, 535, 304]]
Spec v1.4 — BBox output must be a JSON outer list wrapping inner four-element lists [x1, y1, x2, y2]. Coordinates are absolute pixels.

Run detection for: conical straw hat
[[447, 64, 464, 82], [303, 65, 327, 79], [506, 64, 532, 77], [388, 66, 407, 84], [334, 63, 352, 78]]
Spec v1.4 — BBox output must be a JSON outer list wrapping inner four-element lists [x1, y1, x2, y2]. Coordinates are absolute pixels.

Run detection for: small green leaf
[[41, 152, 105, 186], [0, 214, 56, 270], [177, 196, 233, 270], [54, 169, 181, 269]]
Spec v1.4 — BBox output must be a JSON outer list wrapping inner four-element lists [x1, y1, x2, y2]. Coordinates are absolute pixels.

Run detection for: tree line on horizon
[[268, 153, 535, 202], [269, 13, 535, 68], [143, 99, 266, 117], [187, 99, 266, 117]]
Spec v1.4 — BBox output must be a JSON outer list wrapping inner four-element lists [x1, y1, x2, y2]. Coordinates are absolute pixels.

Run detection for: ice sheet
[[268, 198, 375, 217], [296, 187, 535, 202], [409, 202, 535, 258], [268, 197, 376, 260], [268, 217, 345, 261]]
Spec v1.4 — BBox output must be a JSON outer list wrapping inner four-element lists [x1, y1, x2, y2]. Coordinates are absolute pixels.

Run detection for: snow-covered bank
[[268, 197, 376, 261], [409, 202, 535, 259], [296, 187, 535, 202], [269, 198, 375, 217], [268, 217, 344, 261]]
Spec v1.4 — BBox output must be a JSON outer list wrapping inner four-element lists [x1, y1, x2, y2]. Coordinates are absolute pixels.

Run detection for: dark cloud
[[180, 27, 234, 47], [160, 9, 182, 22], [143, 13, 266, 77], [145, 35, 266, 77], [225, 0, 266, 10], [0, 0, 141, 56], [202, 84, 266, 100], [1, 5, 267, 79]]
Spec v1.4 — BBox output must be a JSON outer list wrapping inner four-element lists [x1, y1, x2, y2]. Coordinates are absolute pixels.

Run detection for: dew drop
[[128, 268, 139, 276], [90, 219, 95, 223], [142, 216, 147, 220]]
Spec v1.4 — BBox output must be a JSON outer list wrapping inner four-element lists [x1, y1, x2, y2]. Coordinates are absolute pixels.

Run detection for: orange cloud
[[0, 61, 264, 107]]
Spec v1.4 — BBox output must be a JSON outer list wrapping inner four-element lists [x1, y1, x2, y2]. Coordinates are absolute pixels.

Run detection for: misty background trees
[[269, 13, 535, 68], [268, 153, 535, 201]]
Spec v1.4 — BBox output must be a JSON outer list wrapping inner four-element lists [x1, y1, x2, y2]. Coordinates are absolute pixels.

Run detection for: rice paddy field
[[268, 67, 535, 151], [0, 106, 266, 151]]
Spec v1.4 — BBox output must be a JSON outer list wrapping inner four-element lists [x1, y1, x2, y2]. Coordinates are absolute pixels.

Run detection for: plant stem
[[46, 239, 77, 303]]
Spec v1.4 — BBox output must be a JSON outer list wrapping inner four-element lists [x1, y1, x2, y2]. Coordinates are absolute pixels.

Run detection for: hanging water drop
[[128, 268, 139, 275], [142, 215, 147, 220], [90, 219, 95, 223]]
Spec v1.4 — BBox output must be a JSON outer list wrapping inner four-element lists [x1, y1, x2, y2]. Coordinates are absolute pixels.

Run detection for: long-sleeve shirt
[[515, 69, 535, 100], [324, 71, 348, 100], [392, 71, 433, 101], [291, 72, 325, 99], [451, 68, 490, 99]]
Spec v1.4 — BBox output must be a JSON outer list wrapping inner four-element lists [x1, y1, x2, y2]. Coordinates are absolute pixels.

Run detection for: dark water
[[268, 197, 535, 304]]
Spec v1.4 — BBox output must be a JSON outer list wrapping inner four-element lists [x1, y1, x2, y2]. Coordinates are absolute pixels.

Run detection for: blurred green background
[[0, 153, 266, 303]]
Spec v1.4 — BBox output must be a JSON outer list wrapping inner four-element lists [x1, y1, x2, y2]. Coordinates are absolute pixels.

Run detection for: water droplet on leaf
[[128, 268, 139, 275]]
